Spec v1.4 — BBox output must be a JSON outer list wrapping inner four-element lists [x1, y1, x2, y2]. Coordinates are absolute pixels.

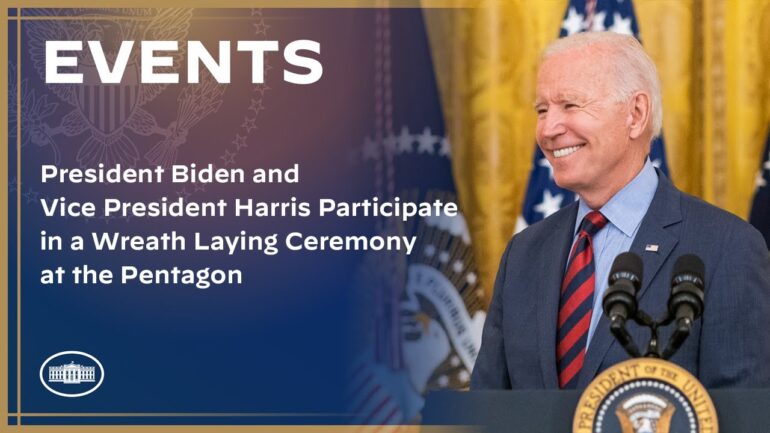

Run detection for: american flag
[[749, 126, 770, 249], [515, 0, 669, 233], [348, 8, 484, 428]]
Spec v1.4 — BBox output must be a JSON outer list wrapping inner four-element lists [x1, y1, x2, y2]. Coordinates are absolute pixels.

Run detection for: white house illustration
[[48, 361, 96, 384]]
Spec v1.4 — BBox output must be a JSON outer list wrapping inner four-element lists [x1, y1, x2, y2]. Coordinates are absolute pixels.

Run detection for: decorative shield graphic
[[76, 62, 139, 135]]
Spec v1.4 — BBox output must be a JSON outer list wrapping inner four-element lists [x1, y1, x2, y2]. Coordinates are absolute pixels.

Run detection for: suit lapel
[[578, 171, 682, 387], [536, 204, 577, 389]]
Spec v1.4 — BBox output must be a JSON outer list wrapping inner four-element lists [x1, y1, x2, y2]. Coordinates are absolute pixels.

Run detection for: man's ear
[[627, 91, 652, 140]]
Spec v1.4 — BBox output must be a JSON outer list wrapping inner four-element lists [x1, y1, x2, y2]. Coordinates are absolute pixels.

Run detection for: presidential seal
[[573, 358, 717, 433]]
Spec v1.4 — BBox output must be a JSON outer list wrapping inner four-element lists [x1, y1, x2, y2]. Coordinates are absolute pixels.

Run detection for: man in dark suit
[[471, 31, 770, 390]]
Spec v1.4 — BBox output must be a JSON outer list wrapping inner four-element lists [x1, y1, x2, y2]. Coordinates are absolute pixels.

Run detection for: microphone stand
[[611, 308, 693, 360]]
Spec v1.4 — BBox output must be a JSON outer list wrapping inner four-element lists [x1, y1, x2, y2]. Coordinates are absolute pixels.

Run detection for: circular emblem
[[573, 358, 717, 433], [39, 351, 105, 398]]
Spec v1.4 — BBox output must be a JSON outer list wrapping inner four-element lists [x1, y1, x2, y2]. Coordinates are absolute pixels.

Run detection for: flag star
[[438, 136, 451, 157], [416, 127, 438, 154], [764, 158, 770, 171], [397, 126, 414, 153], [756, 170, 767, 189], [452, 260, 464, 273], [534, 189, 564, 218], [383, 133, 398, 154], [438, 251, 450, 263], [609, 12, 634, 35], [514, 215, 529, 234], [466, 272, 478, 285], [362, 136, 379, 160], [562, 7, 585, 36], [590, 11, 607, 31], [538, 157, 555, 180]]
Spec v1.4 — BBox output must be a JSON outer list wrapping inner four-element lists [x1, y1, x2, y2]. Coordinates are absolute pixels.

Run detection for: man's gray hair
[[542, 32, 663, 139]]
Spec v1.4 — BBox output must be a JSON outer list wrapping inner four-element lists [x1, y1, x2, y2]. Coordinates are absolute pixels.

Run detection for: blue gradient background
[[7, 8, 422, 423]]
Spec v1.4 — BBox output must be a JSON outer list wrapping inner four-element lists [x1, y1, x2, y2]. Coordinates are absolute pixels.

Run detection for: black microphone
[[662, 254, 705, 359], [603, 252, 644, 358], [603, 252, 644, 324], [668, 254, 705, 326]]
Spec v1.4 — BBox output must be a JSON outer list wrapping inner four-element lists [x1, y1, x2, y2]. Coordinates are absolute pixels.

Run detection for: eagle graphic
[[25, 8, 204, 168]]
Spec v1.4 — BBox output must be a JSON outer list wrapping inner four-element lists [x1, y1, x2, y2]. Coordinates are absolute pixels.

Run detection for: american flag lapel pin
[[645, 244, 659, 252]]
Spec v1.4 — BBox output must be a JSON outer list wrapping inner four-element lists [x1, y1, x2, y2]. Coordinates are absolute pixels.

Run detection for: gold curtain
[[424, 0, 770, 306]]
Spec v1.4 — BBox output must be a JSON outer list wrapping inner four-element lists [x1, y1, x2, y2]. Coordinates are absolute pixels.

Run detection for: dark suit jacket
[[471, 171, 770, 389]]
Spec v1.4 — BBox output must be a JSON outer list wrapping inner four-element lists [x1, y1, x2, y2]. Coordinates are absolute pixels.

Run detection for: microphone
[[668, 254, 705, 326], [603, 252, 644, 324], [603, 252, 643, 358], [662, 254, 705, 359]]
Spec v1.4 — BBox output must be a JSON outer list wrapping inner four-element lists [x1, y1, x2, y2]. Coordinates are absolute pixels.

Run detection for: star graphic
[[249, 98, 265, 113], [534, 189, 564, 218], [23, 188, 39, 204], [383, 133, 398, 155], [176, 187, 192, 200], [194, 182, 207, 193], [397, 126, 414, 154], [362, 136, 379, 160], [590, 11, 607, 31], [253, 21, 270, 36], [241, 117, 257, 133], [609, 12, 634, 35], [9, 177, 17, 193], [438, 137, 451, 157], [538, 157, 555, 180], [220, 150, 237, 166], [416, 127, 438, 154], [254, 84, 270, 95], [561, 7, 584, 36], [233, 134, 248, 150]]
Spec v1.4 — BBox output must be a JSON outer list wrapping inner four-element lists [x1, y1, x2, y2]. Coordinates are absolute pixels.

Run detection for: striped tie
[[557, 210, 608, 389]]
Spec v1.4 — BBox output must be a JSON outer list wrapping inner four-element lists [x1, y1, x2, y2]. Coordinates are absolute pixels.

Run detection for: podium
[[423, 389, 770, 432]]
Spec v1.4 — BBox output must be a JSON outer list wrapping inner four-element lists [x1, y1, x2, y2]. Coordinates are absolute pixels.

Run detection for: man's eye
[[565, 103, 578, 109], [536, 108, 547, 115]]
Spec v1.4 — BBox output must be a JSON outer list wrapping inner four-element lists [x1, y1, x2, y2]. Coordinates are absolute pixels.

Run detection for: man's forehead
[[535, 53, 608, 102], [534, 89, 590, 104]]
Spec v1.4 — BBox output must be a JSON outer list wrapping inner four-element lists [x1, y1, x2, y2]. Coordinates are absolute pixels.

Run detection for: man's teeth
[[553, 145, 583, 158]]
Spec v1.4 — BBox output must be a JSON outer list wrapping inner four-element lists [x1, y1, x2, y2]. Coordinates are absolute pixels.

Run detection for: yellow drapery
[[425, 0, 770, 306]]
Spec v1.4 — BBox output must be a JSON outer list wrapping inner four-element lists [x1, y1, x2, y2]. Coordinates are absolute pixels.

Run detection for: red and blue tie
[[557, 210, 608, 389]]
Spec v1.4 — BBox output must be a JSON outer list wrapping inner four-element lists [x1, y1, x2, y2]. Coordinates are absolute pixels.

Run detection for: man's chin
[[551, 176, 580, 194]]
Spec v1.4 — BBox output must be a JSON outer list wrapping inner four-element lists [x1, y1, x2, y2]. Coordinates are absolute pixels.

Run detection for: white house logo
[[39, 351, 104, 397]]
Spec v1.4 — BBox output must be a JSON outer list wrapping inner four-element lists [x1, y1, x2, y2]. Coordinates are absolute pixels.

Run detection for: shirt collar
[[574, 158, 659, 237]]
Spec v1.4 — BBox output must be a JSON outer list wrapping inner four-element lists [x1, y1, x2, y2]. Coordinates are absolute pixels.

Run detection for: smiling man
[[471, 32, 770, 390]]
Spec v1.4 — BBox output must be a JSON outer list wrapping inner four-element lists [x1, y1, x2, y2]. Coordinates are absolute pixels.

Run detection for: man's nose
[[538, 110, 567, 139]]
